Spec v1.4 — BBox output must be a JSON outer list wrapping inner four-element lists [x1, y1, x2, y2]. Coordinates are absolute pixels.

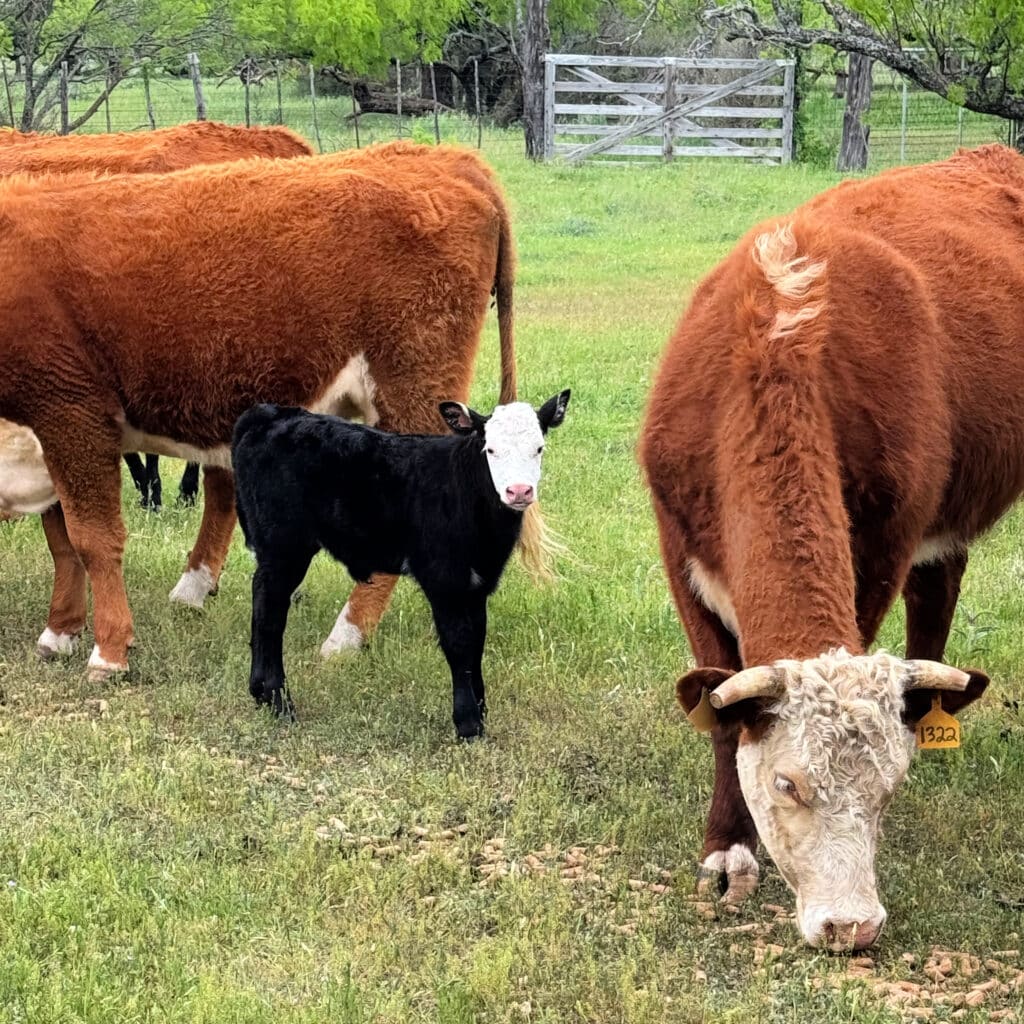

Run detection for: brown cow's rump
[[0, 142, 519, 679], [640, 144, 1024, 915]]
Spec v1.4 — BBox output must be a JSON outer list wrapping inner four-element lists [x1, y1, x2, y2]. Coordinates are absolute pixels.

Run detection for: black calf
[[232, 392, 569, 738]]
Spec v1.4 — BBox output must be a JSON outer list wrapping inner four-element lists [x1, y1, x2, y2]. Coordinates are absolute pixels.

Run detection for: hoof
[[455, 716, 485, 741], [169, 564, 216, 609], [37, 627, 80, 661], [697, 845, 760, 906], [86, 646, 129, 683]]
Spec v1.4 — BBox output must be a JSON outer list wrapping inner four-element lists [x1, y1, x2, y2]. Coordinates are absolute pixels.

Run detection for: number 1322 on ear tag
[[916, 695, 961, 750]]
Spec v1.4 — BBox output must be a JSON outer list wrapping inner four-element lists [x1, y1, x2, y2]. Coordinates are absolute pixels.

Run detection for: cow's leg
[[123, 453, 149, 507], [902, 550, 968, 660], [40, 432, 133, 681], [178, 461, 200, 506], [854, 549, 916, 649], [145, 454, 162, 511], [37, 503, 87, 659], [651, 495, 756, 903], [248, 548, 316, 719], [320, 394, 450, 657], [169, 467, 237, 608], [429, 594, 488, 740]]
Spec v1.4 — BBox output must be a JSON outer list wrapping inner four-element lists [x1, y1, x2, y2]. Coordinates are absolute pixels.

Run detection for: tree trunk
[[521, 0, 549, 160], [837, 52, 872, 172], [1013, 119, 1024, 154]]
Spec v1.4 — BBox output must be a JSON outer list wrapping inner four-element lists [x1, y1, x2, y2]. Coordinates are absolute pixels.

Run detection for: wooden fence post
[[351, 79, 360, 147], [429, 62, 440, 143], [781, 61, 796, 164], [243, 61, 251, 127], [59, 61, 70, 134], [395, 59, 403, 136], [662, 58, 676, 161], [474, 58, 482, 149], [308, 63, 323, 152], [142, 60, 156, 129], [104, 65, 112, 132], [187, 52, 206, 121], [275, 61, 283, 125], [542, 55, 555, 159], [1, 60, 14, 128]]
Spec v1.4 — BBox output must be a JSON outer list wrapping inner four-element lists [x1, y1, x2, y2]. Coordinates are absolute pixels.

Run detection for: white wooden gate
[[544, 55, 796, 165]]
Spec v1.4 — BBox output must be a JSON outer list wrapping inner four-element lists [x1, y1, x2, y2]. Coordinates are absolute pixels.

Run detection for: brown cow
[[0, 121, 311, 174], [0, 121, 314, 656], [640, 145, 1024, 949], [0, 141, 543, 679]]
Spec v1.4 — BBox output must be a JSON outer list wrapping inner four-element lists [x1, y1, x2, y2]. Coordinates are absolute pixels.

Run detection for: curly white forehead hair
[[768, 648, 916, 803]]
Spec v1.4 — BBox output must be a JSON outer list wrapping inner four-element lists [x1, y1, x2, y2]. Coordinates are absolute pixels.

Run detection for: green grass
[[2, 139, 1024, 1023]]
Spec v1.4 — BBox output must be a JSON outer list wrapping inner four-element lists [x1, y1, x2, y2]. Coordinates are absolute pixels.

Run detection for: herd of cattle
[[1, 120, 1023, 954]]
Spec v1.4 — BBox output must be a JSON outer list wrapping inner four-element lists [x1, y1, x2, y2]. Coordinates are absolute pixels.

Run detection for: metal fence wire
[[0, 52, 1015, 170]]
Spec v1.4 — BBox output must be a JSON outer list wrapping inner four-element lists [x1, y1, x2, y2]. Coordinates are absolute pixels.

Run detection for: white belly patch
[[308, 352, 379, 425], [688, 558, 740, 637], [0, 419, 58, 514], [119, 426, 231, 469]]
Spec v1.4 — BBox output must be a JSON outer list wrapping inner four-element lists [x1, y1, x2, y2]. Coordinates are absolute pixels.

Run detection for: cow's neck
[[720, 352, 861, 666]]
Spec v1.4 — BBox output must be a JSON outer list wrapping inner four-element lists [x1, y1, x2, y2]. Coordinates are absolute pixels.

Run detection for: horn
[[902, 660, 971, 692], [709, 665, 786, 709]]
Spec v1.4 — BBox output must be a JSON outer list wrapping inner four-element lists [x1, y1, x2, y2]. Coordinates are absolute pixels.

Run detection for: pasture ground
[[1, 144, 1024, 1023]]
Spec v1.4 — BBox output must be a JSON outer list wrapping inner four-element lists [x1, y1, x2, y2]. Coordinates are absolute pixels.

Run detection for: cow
[[0, 120, 313, 514], [232, 392, 570, 738], [638, 144, 1024, 950], [0, 141, 550, 679]]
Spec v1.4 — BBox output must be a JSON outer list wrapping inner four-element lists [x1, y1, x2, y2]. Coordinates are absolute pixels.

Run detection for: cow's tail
[[494, 198, 562, 581]]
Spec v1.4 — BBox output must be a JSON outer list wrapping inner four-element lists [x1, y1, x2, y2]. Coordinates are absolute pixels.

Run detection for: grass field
[[2, 142, 1024, 1024]]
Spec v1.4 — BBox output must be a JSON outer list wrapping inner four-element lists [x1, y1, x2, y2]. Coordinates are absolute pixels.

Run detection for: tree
[[521, 0, 549, 159], [707, 1, 1024, 150], [0, 0, 227, 131]]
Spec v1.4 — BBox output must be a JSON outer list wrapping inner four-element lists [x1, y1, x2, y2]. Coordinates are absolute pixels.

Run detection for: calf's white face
[[680, 649, 987, 951], [439, 391, 570, 509]]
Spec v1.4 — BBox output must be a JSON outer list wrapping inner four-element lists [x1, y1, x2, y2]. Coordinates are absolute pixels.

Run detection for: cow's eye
[[486, 448, 495, 456], [536, 446, 544, 455], [774, 774, 800, 801]]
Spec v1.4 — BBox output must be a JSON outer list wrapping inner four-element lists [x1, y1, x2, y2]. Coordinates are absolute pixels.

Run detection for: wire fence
[[0, 52, 1016, 171], [801, 62, 1012, 171], [0, 56, 527, 160]]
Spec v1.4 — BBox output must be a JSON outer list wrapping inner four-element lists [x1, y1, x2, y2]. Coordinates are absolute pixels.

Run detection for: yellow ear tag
[[688, 688, 717, 734], [916, 695, 961, 750]]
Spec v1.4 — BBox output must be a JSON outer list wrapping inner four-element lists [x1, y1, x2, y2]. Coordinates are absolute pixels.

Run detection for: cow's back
[[0, 153, 503, 447], [644, 145, 1024, 563], [0, 121, 311, 176]]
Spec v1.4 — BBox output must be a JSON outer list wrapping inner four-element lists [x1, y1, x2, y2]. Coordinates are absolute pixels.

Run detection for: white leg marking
[[687, 559, 740, 637], [701, 843, 760, 878], [87, 645, 128, 680], [320, 601, 364, 658], [37, 626, 79, 658], [169, 563, 216, 608]]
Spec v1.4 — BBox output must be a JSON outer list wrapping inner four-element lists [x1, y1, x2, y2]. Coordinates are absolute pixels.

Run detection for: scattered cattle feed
[[232, 391, 570, 738], [641, 144, 1024, 948]]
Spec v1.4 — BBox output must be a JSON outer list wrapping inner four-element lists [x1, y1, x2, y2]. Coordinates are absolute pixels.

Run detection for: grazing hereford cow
[[232, 392, 569, 737], [638, 145, 1024, 949], [0, 120, 312, 515], [0, 142, 543, 679]]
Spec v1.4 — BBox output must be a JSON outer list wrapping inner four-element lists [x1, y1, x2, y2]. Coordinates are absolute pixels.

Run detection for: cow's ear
[[537, 389, 571, 432], [439, 402, 485, 435], [676, 666, 776, 733], [902, 669, 990, 728]]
